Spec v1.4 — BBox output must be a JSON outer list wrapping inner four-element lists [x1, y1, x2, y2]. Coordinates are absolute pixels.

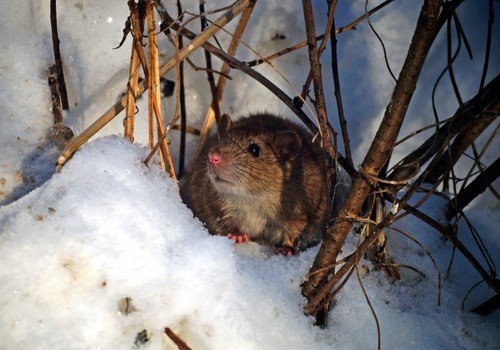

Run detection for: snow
[[0, 0, 499, 349], [0, 138, 327, 349], [1, 138, 499, 349]]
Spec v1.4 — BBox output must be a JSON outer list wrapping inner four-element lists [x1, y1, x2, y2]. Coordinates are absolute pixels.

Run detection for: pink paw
[[275, 246, 299, 256], [226, 233, 250, 244]]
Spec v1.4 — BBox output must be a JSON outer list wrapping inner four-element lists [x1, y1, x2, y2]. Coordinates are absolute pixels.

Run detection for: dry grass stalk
[[48, 65, 74, 147], [146, 1, 159, 153], [146, 1, 176, 178], [124, 40, 140, 142], [128, 1, 149, 77], [363, 196, 401, 280]]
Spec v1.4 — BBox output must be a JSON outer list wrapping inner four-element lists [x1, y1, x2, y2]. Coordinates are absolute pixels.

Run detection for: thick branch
[[424, 111, 497, 184], [471, 294, 500, 316], [302, 0, 442, 315], [445, 157, 500, 220], [389, 75, 500, 183]]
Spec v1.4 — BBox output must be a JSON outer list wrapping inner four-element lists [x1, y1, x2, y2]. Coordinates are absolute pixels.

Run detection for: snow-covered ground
[[1, 137, 498, 349], [0, 1, 498, 349]]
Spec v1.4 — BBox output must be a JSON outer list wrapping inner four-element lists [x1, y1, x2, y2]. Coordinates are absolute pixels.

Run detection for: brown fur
[[183, 113, 330, 251]]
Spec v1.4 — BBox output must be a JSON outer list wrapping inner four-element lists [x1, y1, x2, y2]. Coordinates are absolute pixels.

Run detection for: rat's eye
[[247, 143, 260, 157]]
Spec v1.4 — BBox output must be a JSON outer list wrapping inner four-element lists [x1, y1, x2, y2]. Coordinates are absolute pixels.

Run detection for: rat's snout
[[208, 150, 222, 165]]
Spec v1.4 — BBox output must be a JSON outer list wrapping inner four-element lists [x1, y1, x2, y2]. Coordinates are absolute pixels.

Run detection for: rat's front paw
[[275, 246, 299, 256], [226, 233, 250, 244]]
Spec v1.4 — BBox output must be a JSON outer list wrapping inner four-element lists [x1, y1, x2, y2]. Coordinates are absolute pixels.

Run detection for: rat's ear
[[274, 131, 302, 160], [218, 114, 232, 136]]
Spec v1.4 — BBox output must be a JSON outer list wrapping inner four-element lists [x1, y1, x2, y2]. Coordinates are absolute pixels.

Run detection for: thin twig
[[461, 280, 484, 311], [171, 124, 200, 135], [395, 114, 459, 147], [389, 75, 500, 184], [305, 253, 355, 278], [388, 226, 442, 306], [191, 11, 319, 129], [199, 0, 220, 130], [457, 124, 498, 196], [176, 0, 187, 178], [184, 56, 232, 79], [50, 0, 69, 110], [329, 4, 354, 168], [164, 327, 192, 350], [376, 263, 427, 279], [447, 156, 500, 220], [197, 1, 256, 145], [386, 194, 500, 297], [446, 8, 463, 106], [246, 0, 395, 68], [479, 0, 494, 90], [355, 248, 381, 350], [302, 0, 335, 159], [365, 0, 397, 82]]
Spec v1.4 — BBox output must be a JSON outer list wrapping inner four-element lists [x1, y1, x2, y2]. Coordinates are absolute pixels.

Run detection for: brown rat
[[183, 113, 330, 254]]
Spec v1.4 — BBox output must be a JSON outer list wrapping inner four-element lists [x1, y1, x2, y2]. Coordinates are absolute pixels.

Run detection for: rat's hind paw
[[275, 246, 299, 256]]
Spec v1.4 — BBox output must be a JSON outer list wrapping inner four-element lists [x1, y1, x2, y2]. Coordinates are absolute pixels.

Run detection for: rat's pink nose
[[208, 152, 222, 165]]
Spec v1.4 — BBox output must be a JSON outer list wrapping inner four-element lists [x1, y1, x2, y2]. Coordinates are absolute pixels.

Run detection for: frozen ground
[[0, 1, 498, 349]]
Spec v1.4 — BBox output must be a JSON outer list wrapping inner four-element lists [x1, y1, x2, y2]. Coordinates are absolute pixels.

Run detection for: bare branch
[[389, 75, 500, 183], [302, 0, 442, 317], [445, 157, 500, 220]]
